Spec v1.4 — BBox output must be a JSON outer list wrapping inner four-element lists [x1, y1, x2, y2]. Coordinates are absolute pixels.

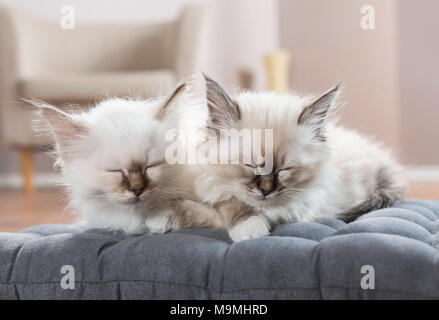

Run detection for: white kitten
[[33, 85, 189, 234], [186, 75, 408, 242]]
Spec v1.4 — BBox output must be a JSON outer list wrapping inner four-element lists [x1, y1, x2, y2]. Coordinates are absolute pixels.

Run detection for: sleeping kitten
[[187, 75, 408, 242], [33, 84, 197, 234]]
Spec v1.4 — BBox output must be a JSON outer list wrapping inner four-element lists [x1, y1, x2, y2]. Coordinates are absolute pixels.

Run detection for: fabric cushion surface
[[1, 199, 439, 300]]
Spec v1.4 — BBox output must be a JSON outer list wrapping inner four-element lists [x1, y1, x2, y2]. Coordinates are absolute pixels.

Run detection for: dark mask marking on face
[[121, 161, 148, 197], [256, 174, 277, 196]]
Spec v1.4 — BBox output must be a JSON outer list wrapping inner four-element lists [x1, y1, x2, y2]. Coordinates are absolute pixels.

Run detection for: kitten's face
[[37, 85, 186, 210], [200, 75, 338, 208], [103, 160, 164, 206], [209, 125, 329, 208], [237, 145, 327, 207], [82, 135, 170, 208]]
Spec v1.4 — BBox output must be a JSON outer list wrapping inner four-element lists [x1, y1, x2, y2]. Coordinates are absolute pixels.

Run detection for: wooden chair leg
[[20, 148, 34, 196]]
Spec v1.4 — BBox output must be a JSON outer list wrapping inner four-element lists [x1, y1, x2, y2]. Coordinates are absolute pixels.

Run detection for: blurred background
[[0, 0, 438, 231]]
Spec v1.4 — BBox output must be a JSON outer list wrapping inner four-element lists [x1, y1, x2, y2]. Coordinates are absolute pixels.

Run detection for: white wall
[[0, 0, 186, 23], [279, 0, 401, 154], [279, 0, 439, 166], [397, 0, 439, 165]]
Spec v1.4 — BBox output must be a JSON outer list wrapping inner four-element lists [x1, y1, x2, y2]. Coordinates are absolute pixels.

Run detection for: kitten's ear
[[204, 74, 240, 129], [28, 100, 86, 158], [297, 83, 341, 137], [156, 82, 187, 120]]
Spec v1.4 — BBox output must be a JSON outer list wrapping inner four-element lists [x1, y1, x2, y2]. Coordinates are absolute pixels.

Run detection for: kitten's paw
[[228, 215, 271, 242], [145, 212, 174, 234]]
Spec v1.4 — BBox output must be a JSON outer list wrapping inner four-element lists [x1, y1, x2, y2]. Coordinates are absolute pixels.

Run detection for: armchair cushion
[[18, 70, 176, 102]]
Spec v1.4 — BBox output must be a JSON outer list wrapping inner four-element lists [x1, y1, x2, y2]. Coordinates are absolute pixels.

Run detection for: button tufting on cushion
[[1, 200, 439, 299]]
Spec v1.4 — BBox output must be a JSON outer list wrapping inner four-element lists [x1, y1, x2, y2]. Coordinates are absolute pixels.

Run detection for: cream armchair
[[0, 5, 205, 193]]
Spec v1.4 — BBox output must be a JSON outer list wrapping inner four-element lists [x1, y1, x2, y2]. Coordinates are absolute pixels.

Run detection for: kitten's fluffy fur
[[34, 75, 408, 242], [34, 86, 191, 234], [186, 75, 408, 241]]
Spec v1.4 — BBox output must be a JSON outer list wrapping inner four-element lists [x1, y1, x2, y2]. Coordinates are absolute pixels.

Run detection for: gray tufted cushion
[[1, 199, 439, 299]]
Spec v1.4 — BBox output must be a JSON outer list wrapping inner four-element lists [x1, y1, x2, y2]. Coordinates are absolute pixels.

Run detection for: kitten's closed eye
[[276, 167, 295, 180], [243, 162, 267, 169], [144, 160, 165, 174], [277, 166, 295, 173], [243, 163, 271, 176], [243, 163, 261, 175], [276, 165, 315, 185], [107, 169, 126, 175], [145, 160, 166, 181], [105, 160, 165, 176]]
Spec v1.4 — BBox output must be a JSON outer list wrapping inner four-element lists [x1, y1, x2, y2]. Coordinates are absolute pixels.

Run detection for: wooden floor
[[0, 182, 438, 233], [0, 189, 74, 232]]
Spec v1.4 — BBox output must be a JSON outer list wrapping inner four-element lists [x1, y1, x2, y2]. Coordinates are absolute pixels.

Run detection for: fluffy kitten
[[33, 84, 197, 234], [188, 75, 408, 242]]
